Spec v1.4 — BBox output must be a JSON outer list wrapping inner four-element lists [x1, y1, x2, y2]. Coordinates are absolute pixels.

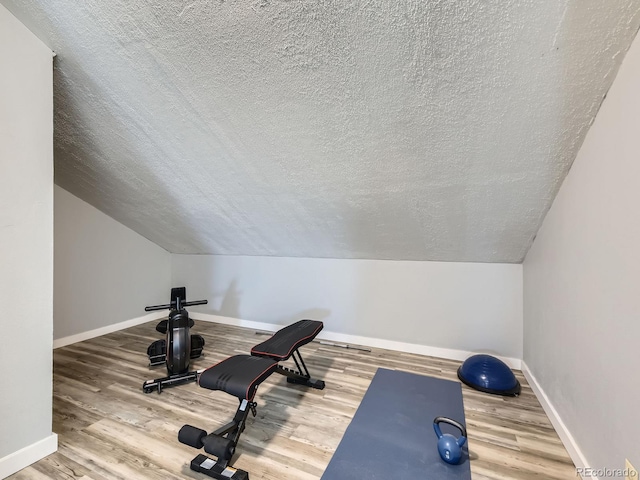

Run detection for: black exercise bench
[[178, 319, 325, 480]]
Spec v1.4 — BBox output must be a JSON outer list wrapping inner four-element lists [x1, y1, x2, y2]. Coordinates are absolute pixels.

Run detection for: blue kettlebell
[[433, 417, 467, 465]]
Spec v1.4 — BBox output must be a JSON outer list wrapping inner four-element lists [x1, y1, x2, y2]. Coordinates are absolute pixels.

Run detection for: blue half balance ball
[[457, 354, 521, 397]]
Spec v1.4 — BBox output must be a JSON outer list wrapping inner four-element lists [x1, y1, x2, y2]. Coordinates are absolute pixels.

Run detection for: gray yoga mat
[[321, 368, 471, 480]]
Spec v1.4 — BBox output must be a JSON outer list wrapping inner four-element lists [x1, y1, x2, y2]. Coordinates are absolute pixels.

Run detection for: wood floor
[[10, 320, 576, 480]]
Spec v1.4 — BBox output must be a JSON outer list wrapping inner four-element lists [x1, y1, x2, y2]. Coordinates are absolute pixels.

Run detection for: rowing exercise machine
[[142, 287, 208, 394]]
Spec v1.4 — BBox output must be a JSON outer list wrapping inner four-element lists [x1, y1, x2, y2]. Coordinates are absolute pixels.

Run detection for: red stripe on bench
[[246, 363, 278, 401], [197, 357, 228, 388]]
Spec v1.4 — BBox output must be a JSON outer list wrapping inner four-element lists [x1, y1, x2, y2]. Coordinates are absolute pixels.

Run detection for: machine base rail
[[142, 370, 201, 394]]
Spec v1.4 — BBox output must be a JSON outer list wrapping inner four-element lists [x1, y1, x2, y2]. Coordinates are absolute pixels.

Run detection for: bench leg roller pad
[[179, 425, 207, 449], [190, 454, 249, 480], [203, 435, 235, 459]]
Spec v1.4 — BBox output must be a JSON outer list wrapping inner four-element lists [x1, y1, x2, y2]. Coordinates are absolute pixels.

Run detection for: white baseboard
[[53, 311, 165, 349], [0, 433, 58, 479], [192, 313, 284, 334], [191, 313, 522, 370], [521, 361, 591, 480], [52, 309, 521, 369]]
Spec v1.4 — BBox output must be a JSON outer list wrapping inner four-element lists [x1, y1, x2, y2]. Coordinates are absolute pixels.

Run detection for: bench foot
[[190, 454, 249, 480], [286, 377, 325, 389], [179, 399, 255, 477]]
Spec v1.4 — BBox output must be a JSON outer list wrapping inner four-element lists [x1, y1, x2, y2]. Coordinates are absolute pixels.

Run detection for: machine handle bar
[[145, 299, 208, 312]]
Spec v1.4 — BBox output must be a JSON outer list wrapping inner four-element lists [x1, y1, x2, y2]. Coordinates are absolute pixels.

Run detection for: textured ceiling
[[3, 1, 640, 262]]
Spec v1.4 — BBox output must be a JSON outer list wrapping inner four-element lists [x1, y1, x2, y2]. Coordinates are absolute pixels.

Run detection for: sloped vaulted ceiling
[[3, 0, 640, 262]]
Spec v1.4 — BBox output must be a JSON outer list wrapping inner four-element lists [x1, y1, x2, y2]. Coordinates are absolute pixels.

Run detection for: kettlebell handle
[[433, 416, 467, 440]]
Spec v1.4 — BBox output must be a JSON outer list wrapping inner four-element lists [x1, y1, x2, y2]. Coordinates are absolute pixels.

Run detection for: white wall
[[0, 4, 57, 475], [173, 255, 523, 361], [523, 30, 640, 472], [54, 186, 171, 342]]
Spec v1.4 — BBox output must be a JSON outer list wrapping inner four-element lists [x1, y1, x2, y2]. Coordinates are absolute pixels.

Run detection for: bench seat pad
[[198, 355, 278, 400]]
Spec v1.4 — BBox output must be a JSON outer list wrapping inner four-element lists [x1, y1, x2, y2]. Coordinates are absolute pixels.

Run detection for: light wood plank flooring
[[10, 320, 576, 479]]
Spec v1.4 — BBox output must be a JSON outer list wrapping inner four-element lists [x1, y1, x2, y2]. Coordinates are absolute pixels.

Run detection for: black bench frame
[[275, 348, 325, 389], [179, 319, 325, 480]]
